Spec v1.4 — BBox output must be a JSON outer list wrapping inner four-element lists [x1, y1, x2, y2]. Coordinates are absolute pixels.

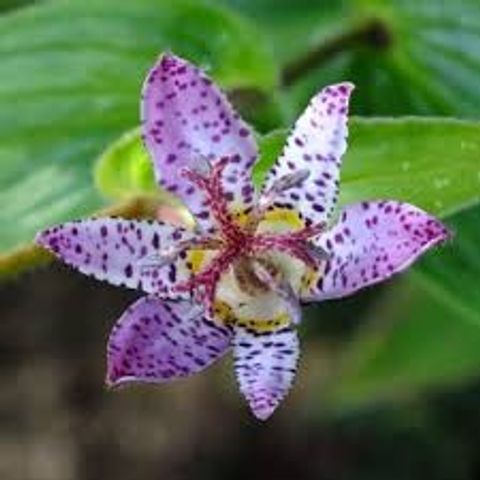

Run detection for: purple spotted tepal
[[36, 53, 449, 420]]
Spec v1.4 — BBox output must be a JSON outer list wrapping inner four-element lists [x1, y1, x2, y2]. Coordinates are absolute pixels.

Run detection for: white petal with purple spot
[[303, 200, 450, 300], [107, 296, 232, 386], [262, 82, 353, 227], [233, 326, 299, 420], [142, 53, 258, 230], [36, 218, 195, 296]]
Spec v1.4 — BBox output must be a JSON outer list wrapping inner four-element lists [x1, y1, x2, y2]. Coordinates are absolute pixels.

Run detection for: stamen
[[193, 155, 213, 177], [138, 237, 223, 273], [138, 240, 190, 273], [259, 169, 311, 210], [179, 155, 213, 183], [305, 242, 331, 262]]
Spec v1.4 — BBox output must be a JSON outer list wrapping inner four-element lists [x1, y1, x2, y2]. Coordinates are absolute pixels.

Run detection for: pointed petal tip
[[104, 370, 127, 390], [34, 229, 48, 247], [248, 397, 280, 421], [104, 362, 140, 390], [104, 374, 117, 390], [158, 51, 189, 71], [341, 81, 355, 92], [422, 216, 452, 248], [251, 405, 277, 421], [442, 223, 454, 243], [245, 388, 288, 421], [105, 340, 147, 390], [35, 227, 57, 253], [104, 364, 122, 389], [104, 376, 138, 391], [144, 52, 188, 88], [430, 224, 452, 254], [321, 81, 355, 97], [234, 327, 298, 422]]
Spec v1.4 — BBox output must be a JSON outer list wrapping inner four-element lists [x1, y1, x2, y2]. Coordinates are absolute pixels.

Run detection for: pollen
[[301, 267, 321, 292], [261, 207, 305, 231], [187, 248, 207, 274]]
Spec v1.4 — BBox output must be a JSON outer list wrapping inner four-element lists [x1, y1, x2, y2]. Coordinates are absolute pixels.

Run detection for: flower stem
[[281, 18, 392, 87]]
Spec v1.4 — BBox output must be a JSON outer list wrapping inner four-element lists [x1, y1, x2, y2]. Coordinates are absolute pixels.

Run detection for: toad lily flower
[[36, 53, 449, 420]]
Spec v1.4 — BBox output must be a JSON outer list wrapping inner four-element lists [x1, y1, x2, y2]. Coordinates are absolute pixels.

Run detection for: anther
[[259, 169, 311, 210], [138, 237, 223, 273], [305, 241, 331, 262]]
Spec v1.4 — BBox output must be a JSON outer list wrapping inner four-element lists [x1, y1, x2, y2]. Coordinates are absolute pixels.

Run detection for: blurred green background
[[2, 0, 480, 478]]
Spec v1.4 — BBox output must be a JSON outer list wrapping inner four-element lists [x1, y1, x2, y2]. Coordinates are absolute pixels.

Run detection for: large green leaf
[[221, 0, 480, 119], [345, 0, 480, 117], [95, 117, 480, 217], [254, 119, 480, 218], [96, 118, 480, 218], [94, 128, 158, 200], [0, 0, 277, 254], [312, 277, 480, 413], [304, 203, 480, 414], [217, 0, 345, 63], [0, 0, 33, 13], [415, 207, 480, 327]]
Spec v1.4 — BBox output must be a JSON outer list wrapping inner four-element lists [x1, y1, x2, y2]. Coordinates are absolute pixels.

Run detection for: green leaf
[[320, 275, 480, 413], [223, 0, 480, 119], [94, 128, 158, 200], [0, 0, 277, 254], [96, 117, 480, 217], [345, 0, 480, 117], [0, 0, 33, 13], [414, 206, 480, 328], [255, 118, 480, 218], [217, 0, 344, 63], [314, 203, 480, 413], [93, 125, 269, 202]]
